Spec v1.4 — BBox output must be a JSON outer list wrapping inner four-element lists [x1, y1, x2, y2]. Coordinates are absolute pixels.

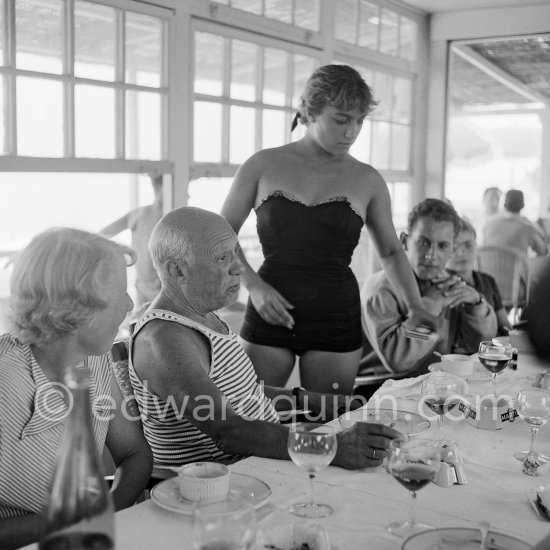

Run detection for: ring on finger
[[372, 448, 376, 459]]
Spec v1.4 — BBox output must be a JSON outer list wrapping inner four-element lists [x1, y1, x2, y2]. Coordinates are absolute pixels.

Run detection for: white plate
[[151, 473, 271, 514], [429, 361, 491, 381], [339, 408, 431, 436], [401, 527, 531, 549]]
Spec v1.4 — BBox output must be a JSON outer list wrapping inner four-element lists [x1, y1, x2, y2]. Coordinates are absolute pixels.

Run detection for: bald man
[[128, 206, 399, 470]]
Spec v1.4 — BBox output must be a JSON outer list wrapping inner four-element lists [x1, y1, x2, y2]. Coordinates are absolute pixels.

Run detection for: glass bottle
[[39, 366, 115, 550]]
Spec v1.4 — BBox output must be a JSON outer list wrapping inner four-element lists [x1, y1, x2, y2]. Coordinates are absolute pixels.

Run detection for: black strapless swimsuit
[[240, 191, 364, 354]]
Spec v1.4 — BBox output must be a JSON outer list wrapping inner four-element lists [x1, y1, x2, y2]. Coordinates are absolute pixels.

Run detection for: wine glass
[[478, 340, 512, 399], [192, 490, 256, 550], [386, 438, 441, 538], [421, 371, 465, 443], [287, 423, 337, 518], [513, 388, 550, 474]]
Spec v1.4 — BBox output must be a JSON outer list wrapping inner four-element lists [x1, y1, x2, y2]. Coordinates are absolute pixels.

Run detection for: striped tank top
[[128, 309, 279, 466]]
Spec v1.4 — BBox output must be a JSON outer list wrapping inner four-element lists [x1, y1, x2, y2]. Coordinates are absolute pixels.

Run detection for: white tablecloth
[[22, 352, 550, 549]]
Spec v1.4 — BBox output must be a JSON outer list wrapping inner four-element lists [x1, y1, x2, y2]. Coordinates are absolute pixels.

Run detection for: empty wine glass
[[193, 490, 256, 550], [386, 438, 441, 538], [478, 341, 512, 399], [513, 388, 550, 475], [421, 372, 465, 443], [287, 423, 337, 518]]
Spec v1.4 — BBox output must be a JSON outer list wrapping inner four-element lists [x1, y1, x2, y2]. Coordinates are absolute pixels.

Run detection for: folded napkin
[[372, 373, 430, 400]]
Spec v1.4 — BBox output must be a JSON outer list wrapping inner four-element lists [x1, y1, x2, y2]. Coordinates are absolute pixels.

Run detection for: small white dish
[[178, 461, 230, 502], [338, 408, 431, 436], [256, 522, 332, 550], [429, 361, 490, 381], [401, 527, 531, 549], [151, 473, 271, 514]]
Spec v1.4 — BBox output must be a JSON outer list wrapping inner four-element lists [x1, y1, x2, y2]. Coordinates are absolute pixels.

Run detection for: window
[[1, 0, 168, 160]]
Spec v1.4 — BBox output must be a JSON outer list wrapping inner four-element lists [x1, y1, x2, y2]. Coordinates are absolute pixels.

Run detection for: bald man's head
[[149, 207, 233, 278]]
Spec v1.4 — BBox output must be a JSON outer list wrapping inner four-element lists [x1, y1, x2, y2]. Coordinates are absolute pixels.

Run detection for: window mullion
[[221, 36, 230, 165], [255, 45, 263, 152], [116, 7, 125, 160], [64, 0, 74, 157], [5, 0, 15, 155]]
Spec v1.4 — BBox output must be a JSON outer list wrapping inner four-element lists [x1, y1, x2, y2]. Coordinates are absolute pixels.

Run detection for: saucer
[[339, 408, 431, 436], [401, 527, 531, 549], [429, 361, 491, 381], [151, 473, 271, 514]]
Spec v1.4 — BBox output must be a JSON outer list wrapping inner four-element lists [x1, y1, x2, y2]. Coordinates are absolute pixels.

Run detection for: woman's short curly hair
[[296, 64, 377, 126], [9, 227, 135, 346]]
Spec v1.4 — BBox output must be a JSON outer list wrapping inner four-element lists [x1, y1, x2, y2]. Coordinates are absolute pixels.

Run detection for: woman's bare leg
[[299, 349, 362, 395], [239, 338, 296, 387]]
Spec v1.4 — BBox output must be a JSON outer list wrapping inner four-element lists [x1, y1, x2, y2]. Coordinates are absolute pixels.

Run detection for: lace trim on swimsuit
[[256, 189, 365, 224]]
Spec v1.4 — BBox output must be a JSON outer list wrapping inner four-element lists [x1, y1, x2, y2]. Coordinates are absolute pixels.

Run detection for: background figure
[[482, 189, 548, 257], [483, 186, 502, 216], [100, 174, 163, 307], [446, 218, 511, 335], [221, 64, 435, 395], [0, 228, 152, 549]]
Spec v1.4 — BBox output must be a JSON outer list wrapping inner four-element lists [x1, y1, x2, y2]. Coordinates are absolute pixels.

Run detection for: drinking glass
[[421, 371, 465, 443], [513, 388, 550, 473], [386, 438, 441, 538], [192, 490, 256, 550], [478, 340, 512, 398], [287, 423, 337, 518]]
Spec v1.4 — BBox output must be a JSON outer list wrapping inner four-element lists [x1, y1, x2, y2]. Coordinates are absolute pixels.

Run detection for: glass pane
[[356, 65, 374, 91], [371, 120, 390, 170], [390, 124, 410, 171], [125, 90, 162, 160], [262, 109, 285, 149], [194, 32, 224, 96], [380, 9, 399, 56], [294, 0, 319, 31], [373, 71, 393, 120], [0, 0, 4, 65], [230, 40, 257, 101], [263, 48, 286, 106], [393, 77, 412, 124], [335, 0, 357, 44], [400, 17, 417, 61], [213, 0, 229, 4], [229, 105, 255, 164], [389, 181, 411, 230], [0, 172, 158, 320], [17, 76, 63, 157], [265, 0, 291, 23], [16, 0, 63, 73], [358, 1, 379, 51], [231, 0, 262, 15], [126, 12, 163, 87], [75, 1, 116, 81], [349, 119, 371, 163], [193, 101, 222, 162], [292, 54, 317, 108], [75, 85, 115, 158]]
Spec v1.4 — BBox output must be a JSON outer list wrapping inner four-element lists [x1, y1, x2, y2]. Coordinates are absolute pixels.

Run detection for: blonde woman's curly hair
[[292, 64, 378, 130], [9, 227, 135, 346]]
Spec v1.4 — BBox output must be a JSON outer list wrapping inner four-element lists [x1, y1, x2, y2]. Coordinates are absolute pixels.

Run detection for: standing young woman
[[221, 64, 434, 394]]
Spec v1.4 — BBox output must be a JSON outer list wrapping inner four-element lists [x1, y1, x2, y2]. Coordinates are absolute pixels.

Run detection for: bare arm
[[133, 321, 398, 469], [221, 153, 294, 328], [0, 514, 45, 550], [364, 171, 436, 329], [99, 213, 132, 238], [105, 378, 153, 510]]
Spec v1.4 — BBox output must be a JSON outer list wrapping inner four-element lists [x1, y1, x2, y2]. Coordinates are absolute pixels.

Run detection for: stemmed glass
[[513, 388, 550, 474], [478, 341, 512, 399], [386, 438, 441, 538], [287, 423, 337, 518], [192, 490, 256, 550], [421, 372, 465, 443]]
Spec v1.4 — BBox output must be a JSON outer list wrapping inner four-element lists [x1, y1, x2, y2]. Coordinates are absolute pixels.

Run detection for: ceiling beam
[[453, 44, 548, 105]]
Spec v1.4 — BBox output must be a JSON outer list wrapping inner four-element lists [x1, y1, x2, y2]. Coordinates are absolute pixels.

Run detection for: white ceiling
[[400, 0, 550, 14]]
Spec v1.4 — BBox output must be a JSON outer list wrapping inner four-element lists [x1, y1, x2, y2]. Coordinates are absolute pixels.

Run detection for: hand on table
[[249, 280, 294, 329], [334, 422, 402, 470]]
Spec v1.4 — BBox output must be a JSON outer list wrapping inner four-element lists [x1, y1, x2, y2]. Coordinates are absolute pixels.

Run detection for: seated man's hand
[[432, 272, 483, 309], [333, 422, 402, 470]]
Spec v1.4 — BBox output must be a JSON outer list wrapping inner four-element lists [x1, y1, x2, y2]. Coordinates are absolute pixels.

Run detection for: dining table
[[22, 347, 550, 550]]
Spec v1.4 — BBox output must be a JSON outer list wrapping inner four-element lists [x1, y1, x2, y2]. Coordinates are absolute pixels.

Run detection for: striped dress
[[0, 334, 112, 518], [128, 309, 279, 466]]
